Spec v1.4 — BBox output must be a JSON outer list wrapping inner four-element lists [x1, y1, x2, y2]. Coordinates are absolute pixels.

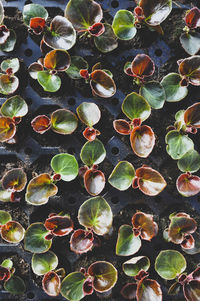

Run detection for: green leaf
[[24, 223, 52, 253], [123, 256, 150, 276], [23, 4, 48, 26], [80, 139, 106, 167], [51, 153, 79, 181], [161, 73, 188, 102], [180, 32, 200, 56], [4, 276, 26, 295], [155, 250, 186, 280], [66, 56, 88, 79], [122, 92, 151, 121], [1, 95, 28, 118], [112, 10, 136, 40], [76, 102, 100, 127], [78, 196, 113, 235], [37, 71, 61, 92], [51, 109, 78, 135], [1, 58, 19, 74], [61, 272, 86, 301], [94, 23, 118, 53], [108, 161, 135, 191], [32, 251, 58, 275], [116, 225, 141, 256], [140, 81, 166, 109], [166, 130, 194, 160], [178, 149, 200, 173], [0, 210, 12, 225], [0, 30, 16, 52]]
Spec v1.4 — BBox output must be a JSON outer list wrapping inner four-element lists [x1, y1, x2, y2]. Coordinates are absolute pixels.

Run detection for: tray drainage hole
[[68, 197, 76, 204], [155, 48, 162, 57], [68, 98, 76, 106], [68, 147, 75, 154], [25, 147, 32, 155], [27, 292, 34, 299], [111, 0, 119, 8], [111, 147, 119, 155], [111, 197, 119, 204], [24, 48, 33, 57], [112, 98, 119, 105]]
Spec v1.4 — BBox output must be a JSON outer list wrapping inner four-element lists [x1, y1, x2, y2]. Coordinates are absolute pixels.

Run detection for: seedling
[[109, 161, 166, 196], [124, 54, 166, 109], [121, 256, 162, 300], [0, 1, 16, 52], [112, 0, 172, 41], [65, 0, 118, 53], [0, 95, 28, 143], [155, 250, 200, 301], [61, 261, 118, 301], [0, 168, 27, 203], [0, 258, 26, 295], [116, 211, 158, 256], [113, 92, 155, 157], [0, 58, 20, 95], [31, 108, 78, 135], [0, 210, 25, 243], [180, 7, 200, 55]]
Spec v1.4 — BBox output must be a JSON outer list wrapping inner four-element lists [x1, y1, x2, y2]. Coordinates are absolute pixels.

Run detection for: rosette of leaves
[[116, 211, 158, 256], [112, 0, 172, 41], [79, 62, 116, 98], [28, 49, 71, 92], [0, 210, 25, 243], [79, 139, 106, 196], [0, 58, 20, 95], [121, 257, 162, 301], [23, 4, 76, 51], [70, 196, 113, 254], [65, 0, 118, 53], [0, 258, 26, 295], [109, 161, 166, 196], [114, 92, 156, 158], [25, 153, 79, 206], [0, 95, 28, 143], [31, 108, 78, 135], [76, 102, 101, 141], [155, 250, 200, 301], [0, 168, 27, 203], [161, 56, 200, 102], [180, 7, 200, 55], [0, 2, 16, 52], [123, 54, 166, 109], [61, 261, 118, 301]]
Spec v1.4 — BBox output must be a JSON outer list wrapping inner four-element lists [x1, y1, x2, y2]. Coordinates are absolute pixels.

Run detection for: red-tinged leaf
[[0, 25, 10, 45], [0, 117, 16, 143], [135, 166, 167, 196], [176, 173, 200, 197], [183, 280, 200, 301], [90, 70, 116, 98], [88, 23, 105, 37], [70, 229, 94, 254], [184, 103, 200, 128], [83, 127, 97, 141], [185, 7, 200, 29], [131, 54, 155, 78], [137, 278, 162, 301], [31, 115, 51, 134], [44, 215, 73, 236], [130, 125, 155, 158], [113, 119, 131, 135], [132, 212, 158, 241], [42, 271, 61, 297], [83, 278, 94, 295], [84, 169, 105, 196], [121, 283, 137, 300], [178, 56, 200, 86], [30, 17, 46, 34], [181, 234, 195, 249], [0, 266, 11, 281]]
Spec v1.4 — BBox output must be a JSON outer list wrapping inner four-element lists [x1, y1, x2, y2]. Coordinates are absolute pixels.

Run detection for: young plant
[[23, 4, 76, 51], [79, 62, 116, 98], [25, 153, 79, 205], [0, 258, 26, 295], [180, 7, 200, 55], [121, 256, 162, 301], [161, 55, 200, 102], [0, 2, 16, 52], [28, 49, 71, 92], [155, 250, 200, 301], [79, 139, 106, 196], [31, 108, 78, 135], [124, 54, 166, 109], [0, 168, 27, 203], [109, 161, 166, 196], [65, 0, 118, 53], [116, 211, 158, 256], [0, 210, 25, 243], [0, 95, 28, 143], [0, 58, 20, 95], [60, 261, 118, 301], [114, 92, 155, 157], [112, 0, 172, 41]]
